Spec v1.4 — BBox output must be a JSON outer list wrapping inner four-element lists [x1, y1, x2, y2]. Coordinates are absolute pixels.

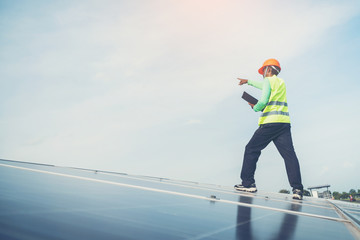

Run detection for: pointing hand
[[237, 78, 248, 85]]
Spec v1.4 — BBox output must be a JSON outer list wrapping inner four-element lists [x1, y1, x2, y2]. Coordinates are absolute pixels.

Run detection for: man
[[235, 58, 304, 200]]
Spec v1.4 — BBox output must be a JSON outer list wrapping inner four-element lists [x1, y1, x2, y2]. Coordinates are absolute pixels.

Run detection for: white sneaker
[[292, 189, 303, 200]]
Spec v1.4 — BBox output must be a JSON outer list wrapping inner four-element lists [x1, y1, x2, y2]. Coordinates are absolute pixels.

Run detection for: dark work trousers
[[240, 123, 303, 190]]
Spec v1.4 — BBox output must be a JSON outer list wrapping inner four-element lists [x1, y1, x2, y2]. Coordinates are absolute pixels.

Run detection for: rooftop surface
[[0, 159, 359, 240]]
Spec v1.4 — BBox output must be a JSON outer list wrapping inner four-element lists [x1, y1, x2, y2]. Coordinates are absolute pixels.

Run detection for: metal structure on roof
[[0, 159, 359, 239], [308, 185, 331, 190], [308, 185, 332, 198]]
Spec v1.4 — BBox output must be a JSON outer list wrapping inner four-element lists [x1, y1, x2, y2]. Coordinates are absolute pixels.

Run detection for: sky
[[0, 0, 359, 193]]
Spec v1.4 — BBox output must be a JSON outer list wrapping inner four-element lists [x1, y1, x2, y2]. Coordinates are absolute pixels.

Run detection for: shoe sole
[[292, 194, 303, 200], [234, 187, 257, 193]]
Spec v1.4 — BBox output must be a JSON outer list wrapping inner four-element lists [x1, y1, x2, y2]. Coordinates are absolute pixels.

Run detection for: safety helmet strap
[[263, 66, 268, 78], [271, 66, 279, 75]]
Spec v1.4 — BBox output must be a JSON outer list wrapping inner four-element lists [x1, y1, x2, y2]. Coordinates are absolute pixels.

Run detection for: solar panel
[[0, 159, 359, 239]]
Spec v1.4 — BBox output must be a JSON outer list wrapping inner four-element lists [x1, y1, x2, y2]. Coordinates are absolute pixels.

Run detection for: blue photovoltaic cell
[[0, 159, 359, 240]]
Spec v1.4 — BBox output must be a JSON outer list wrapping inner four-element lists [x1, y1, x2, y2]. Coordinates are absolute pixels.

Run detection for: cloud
[[185, 119, 203, 125], [342, 161, 353, 168], [319, 166, 329, 176]]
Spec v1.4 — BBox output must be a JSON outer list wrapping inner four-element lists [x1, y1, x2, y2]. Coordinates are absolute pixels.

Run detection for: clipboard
[[242, 91, 258, 105]]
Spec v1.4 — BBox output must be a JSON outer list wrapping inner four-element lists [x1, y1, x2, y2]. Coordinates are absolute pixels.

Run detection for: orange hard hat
[[258, 58, 281, 75]]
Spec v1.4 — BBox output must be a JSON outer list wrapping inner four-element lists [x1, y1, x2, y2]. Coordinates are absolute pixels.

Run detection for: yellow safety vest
[[258, 75, 290, 125]]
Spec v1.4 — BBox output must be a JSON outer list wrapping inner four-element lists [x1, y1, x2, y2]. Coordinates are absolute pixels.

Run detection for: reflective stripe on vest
[[261, 111, 289, 117], [258, 76, 290, 125], [267, 101, 288, 107]]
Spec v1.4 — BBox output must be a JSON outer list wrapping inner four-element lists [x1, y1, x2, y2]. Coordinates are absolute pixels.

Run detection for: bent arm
[[253, 78, 271, 112]]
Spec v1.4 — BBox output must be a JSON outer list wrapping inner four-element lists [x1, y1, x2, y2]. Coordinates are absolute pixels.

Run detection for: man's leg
[[273, 124, 303, 191], [240, 125, 277, 186]]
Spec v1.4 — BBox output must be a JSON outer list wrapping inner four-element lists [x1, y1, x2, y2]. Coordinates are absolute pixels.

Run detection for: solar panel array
[[0, 159, 359, 239]]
